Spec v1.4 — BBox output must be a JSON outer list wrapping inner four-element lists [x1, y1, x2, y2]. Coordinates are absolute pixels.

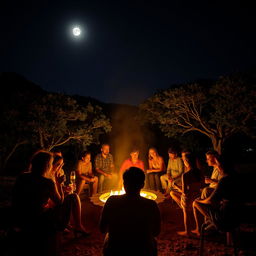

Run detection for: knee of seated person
[[192, 200, 197, 208], [201, 187, 212, 199]]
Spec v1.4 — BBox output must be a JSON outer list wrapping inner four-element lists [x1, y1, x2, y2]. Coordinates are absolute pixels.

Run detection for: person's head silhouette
[[123, 167, 145, 195]]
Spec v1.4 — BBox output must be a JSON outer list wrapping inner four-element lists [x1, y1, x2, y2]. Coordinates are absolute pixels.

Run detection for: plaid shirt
[[95, 153, 114, 174]]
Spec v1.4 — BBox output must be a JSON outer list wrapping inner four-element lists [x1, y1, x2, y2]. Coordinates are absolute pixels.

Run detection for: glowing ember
[[99, 189, 157, 203]]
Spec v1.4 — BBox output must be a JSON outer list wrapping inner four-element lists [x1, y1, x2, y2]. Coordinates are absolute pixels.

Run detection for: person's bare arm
[[205, 177, 218, 185], [50, 176, 65, 205], [172, 182, 182, 193], [147, 157, 164, 173], [181, 174, 186, 194], [77, 161, 93, 182], [160, 157, 165, 171], [95, 167, 110, 177]]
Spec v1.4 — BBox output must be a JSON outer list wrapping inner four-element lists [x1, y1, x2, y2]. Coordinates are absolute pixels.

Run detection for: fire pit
[[90, 188, 165, 206]]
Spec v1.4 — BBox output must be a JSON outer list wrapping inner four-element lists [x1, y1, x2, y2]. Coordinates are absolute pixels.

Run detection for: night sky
[[1, 1, 255, 105]]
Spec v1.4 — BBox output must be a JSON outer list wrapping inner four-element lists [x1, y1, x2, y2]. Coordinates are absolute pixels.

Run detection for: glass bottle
[[70, 171, 76, 193]]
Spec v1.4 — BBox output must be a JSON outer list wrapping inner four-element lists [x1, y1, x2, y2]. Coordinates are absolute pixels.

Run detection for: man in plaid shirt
[[95, 144, 117, 193]]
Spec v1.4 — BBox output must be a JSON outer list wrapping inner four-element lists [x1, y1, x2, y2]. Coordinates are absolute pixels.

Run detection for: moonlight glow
[[72, 27, 81, 37]]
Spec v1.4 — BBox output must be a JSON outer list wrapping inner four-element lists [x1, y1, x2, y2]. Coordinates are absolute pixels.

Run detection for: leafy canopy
[[28, 93, 111, 150], [140, 76, 255, 153]]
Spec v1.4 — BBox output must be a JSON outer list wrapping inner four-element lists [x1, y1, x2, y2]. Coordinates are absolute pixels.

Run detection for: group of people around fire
[[11, 143, 241, 256]]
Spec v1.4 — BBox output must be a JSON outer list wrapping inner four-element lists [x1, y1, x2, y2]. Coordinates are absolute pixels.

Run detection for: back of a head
[[30, 151, 52, 176], [123, 167, 145, 192]]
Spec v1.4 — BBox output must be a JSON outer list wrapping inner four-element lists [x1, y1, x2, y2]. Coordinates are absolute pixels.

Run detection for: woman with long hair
[[12, 151, 89, 250], [50, 154, 88, 235], [146, 147, 165, 191], [76, 151, 98, 196]]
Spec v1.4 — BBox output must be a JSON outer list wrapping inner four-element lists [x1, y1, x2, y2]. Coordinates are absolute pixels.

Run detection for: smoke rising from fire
[[107, 104, 155, 171]]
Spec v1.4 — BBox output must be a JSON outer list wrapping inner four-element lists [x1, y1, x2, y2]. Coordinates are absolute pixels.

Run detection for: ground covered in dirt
[[59, 194, 256, 256], [1, 177, 255, 256]]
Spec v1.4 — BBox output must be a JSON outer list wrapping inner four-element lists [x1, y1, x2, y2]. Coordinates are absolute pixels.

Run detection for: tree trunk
[[1, 140, 27, 173], [211, 136, 223, 155], [39, 129, 44, 149]]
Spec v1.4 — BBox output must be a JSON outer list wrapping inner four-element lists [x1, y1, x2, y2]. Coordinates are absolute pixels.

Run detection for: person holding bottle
[[70, 170, 76, 193], [11, 151, 89, 255], [48, 154, 89, 236]]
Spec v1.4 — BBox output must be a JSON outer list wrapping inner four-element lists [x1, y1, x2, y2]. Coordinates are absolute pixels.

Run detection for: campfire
[[99, 188, 157, 203], [90, 188, 164, 206]]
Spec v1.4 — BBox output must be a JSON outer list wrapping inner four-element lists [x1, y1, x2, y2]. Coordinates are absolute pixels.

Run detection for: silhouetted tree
[[28, 93, 111, 150], [140, 76, 256, 154], [0, 73, 112, 173]]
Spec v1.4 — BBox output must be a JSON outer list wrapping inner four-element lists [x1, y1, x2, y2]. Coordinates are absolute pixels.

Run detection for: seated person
[[146, 147, 165, 191], [192, 156, 241, 236], [118, 148, 144, 189], [50, 154, 89, 235], [170, 153, 204, 236], [12, 151, 88, 236], [76, 151, 98, 196], [201, 150, 223, 199], [95, 144, 117, 193], [50, 149, 65, 177], [100, 167, 161, 256], [160, 147, 184, 196]]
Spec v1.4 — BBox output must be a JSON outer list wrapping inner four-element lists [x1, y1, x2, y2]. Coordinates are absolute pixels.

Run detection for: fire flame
[[99, 188, 157, 203]]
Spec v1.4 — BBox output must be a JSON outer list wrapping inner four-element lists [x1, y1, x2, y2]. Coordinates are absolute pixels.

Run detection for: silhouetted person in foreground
[[100, 167, 161, 256]]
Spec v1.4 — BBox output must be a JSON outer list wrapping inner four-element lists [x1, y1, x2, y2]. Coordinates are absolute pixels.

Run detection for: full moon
[[72, 27, 81, 36]]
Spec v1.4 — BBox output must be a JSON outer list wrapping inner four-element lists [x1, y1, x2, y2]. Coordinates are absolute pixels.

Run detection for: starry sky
[[1, 0, 255, 105]]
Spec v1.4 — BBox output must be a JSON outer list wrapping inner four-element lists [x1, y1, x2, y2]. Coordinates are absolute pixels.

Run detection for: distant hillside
[[0, 72, 140, 119], [0, 72, 44, 95], [0, 72, 45, 108]]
